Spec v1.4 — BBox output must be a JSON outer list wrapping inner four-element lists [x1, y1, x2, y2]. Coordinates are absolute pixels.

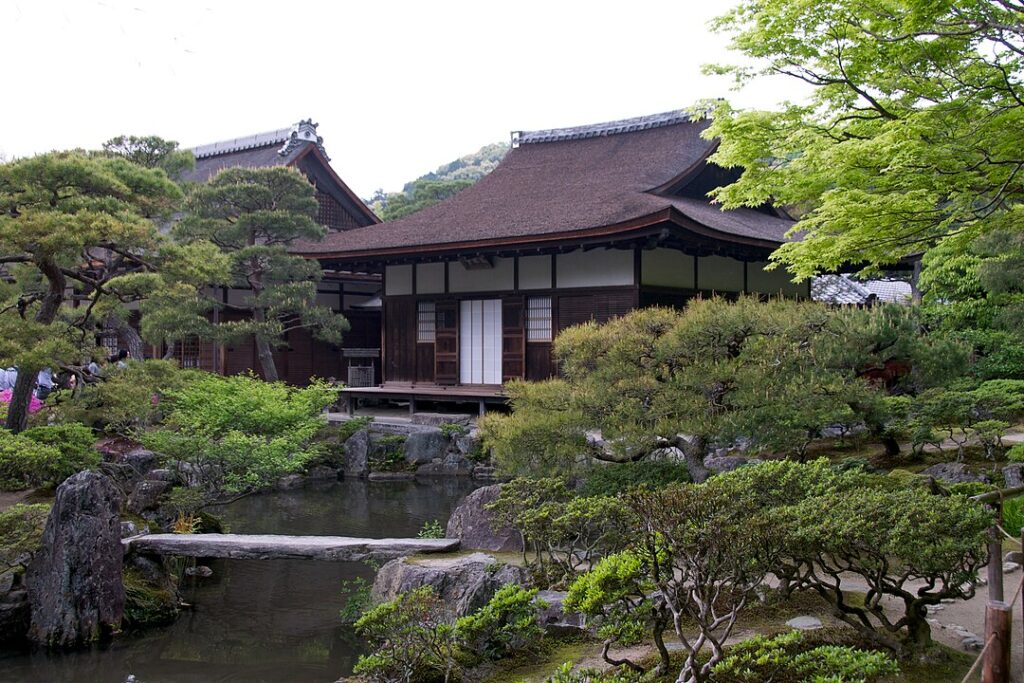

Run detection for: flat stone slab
[[124, 533, 460, 562], [786, 616, 823, 631]]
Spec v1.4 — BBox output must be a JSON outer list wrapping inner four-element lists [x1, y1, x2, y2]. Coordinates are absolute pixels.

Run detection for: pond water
[[0, 478, 480, 683]]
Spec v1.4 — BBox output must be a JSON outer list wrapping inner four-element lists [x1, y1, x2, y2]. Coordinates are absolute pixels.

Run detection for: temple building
[[295, 110, 807, 413], [169, 120, 383, 386]]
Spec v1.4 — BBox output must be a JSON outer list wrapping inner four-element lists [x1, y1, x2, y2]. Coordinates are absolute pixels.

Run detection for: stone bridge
[[123, 533, 460, 562]]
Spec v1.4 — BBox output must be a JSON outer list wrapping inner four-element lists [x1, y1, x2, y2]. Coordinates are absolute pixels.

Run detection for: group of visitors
[[0, 349, 132, 401]]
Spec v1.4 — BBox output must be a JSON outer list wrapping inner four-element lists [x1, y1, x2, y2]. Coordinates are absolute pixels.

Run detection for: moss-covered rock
[[122, 567, 178, 631]]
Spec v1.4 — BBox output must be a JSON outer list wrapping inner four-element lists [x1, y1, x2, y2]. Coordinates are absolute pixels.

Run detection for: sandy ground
[[0, 488, 35, 512], [571, 563, 1024, 681]]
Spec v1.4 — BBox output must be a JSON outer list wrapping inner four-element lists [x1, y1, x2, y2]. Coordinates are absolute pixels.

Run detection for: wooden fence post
[[988, 508, 1004, 602], [983, 601, 1012, 683]]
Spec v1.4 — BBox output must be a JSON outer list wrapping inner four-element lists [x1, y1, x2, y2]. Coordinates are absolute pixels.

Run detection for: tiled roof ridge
[[512, 109, 698, 147], [191, 119, 329, 161]]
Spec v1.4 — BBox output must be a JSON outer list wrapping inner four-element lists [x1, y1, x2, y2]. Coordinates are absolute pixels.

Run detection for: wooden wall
[[382, 287, 637, 385]]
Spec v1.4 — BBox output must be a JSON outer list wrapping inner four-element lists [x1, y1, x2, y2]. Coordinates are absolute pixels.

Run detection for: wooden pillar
[[989, 511, 1004, 602], [478, 399, 486, 417], [409, 396, 416, 415], [983, 601, 1011, 683]]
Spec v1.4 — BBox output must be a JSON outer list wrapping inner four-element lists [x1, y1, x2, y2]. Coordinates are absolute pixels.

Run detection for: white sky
[[0, 0, 808, 198]]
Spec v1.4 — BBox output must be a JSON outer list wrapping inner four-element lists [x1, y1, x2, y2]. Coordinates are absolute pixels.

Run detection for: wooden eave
[[307, 208, 783, 271], [289, 145, 381, 225]]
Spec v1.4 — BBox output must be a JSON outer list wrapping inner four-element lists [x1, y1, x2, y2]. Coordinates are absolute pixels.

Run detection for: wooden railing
[[966, 487, 1024, 683]]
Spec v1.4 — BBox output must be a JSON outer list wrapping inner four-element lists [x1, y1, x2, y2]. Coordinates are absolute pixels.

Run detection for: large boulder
[[122, 448, 158, 478], [403, 430, 449, 465], [27, 471, 125, 648], [1004, 464, 1024, 489], [343, 429, 371, 478], [535, 590, 585, 632], [920, 462, 991, 485], [0, 589, 29, 644], [372, 552, 529, 617], [416, 452, 474, 477], [126, 479, 171, 515], [446, 484, 521, 553]]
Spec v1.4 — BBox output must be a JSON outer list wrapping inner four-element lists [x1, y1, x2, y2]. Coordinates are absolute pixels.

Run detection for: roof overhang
[[302, 208, 786, 271]]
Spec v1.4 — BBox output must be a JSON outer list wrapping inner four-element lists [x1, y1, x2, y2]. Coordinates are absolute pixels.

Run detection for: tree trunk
[[254, 336, 279, 382], [7, 257, 65, 433], [904, 602, 932, 651], [251, 306, 279, 382], [162, 340, 175, 361], [7, 370, 37, 434], [672, 435, 710, 483], [882, 436, 901, 457], [652, 619, 671, 676], [105, 313, 144, 361]]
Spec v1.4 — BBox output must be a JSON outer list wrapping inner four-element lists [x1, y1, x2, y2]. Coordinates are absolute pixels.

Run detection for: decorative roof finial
[[278, 119, 330, 160]]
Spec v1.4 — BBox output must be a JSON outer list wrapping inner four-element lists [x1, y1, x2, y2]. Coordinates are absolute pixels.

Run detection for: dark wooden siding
[[525, 343, 553, 381], [416, 344, 435, 383], [385, 298, 416, 382], [555, 289, 637, 333]]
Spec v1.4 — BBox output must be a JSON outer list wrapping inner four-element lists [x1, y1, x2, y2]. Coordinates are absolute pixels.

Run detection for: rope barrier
[[996, 525, 1023, 546], [1009, 572, 1024, 609], [959, 633, 997, 683], [956, 574, 1024, 683]]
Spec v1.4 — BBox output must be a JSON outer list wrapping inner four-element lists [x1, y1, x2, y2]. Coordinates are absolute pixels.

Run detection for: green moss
[[480, 635, 595, 683], [122, 567, 178, 631]]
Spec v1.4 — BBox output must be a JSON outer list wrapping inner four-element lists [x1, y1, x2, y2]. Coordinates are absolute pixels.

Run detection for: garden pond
[[0, 478, 479, 683]]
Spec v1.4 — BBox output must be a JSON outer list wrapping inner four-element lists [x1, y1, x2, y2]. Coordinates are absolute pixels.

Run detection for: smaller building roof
[[181, 119, 379, 228], [862, 279, 913, 304], [812, 275, 913, 306], [296, 110, 794, 261], [183, 119, 330, 183]]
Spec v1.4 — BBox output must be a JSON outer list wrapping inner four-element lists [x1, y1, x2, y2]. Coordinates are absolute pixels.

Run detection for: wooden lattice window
[[526, 297, 553, 342], [417, 301, 436, 343], [316, 191, 358, 231], [99, 334, 120, 356], [175, 337, 201, 369]]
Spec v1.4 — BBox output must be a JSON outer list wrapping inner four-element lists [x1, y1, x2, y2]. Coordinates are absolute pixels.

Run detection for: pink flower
[[0, 389, 44, 413]]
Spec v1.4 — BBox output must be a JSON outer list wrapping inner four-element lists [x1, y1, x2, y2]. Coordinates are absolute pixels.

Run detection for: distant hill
[[369, 142, 509, 221]]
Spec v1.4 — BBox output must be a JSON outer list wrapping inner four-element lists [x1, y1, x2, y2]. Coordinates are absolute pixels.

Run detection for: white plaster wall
[[697, 255, 744, 292], [518, 255, 552, 290], [556, 249, 633, 289], [385, 265, 413, 296], [448, 257, 514, 293], [416, 262, 446, 294], [641, 248, 696, 288]]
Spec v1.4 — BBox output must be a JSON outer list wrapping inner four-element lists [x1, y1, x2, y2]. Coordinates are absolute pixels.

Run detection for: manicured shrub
[[354, 586, 460, 683], [454, 585, 547, 660], [21, 423, 100, 475], [1007, 443, 1024, 463], [354, 584, 549, 683], [142, 374, 335, 496], [0, 430, 90, 491], [48, 360, 201, 434], [489, 477, 631, 584], [711, 631, 899, 683], [579, 460, 691, 496]]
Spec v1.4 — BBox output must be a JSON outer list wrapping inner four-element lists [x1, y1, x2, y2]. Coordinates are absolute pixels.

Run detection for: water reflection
[[0, 478, 478, 683]]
